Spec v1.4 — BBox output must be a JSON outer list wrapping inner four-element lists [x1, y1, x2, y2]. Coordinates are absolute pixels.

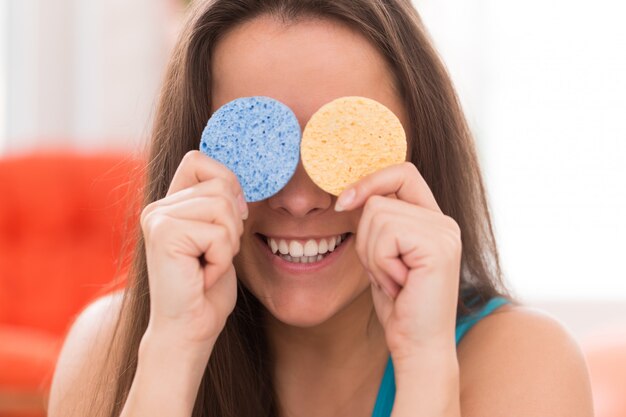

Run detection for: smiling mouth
[[256, 233, 352, 264]]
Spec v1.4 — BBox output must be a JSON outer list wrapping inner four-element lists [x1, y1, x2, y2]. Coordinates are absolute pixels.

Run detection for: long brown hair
[[86, 0, 515, 416]]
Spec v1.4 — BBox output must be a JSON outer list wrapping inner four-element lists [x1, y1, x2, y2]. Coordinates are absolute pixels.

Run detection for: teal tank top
[[371, 296, 510, 417]]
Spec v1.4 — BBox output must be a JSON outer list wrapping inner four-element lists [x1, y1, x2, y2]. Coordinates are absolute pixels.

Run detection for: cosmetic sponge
[[301, 96, 407, 196], [199, 96, 301, 202]]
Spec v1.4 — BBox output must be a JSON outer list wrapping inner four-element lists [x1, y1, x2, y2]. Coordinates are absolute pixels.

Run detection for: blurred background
[[0, 0, 625, 416]]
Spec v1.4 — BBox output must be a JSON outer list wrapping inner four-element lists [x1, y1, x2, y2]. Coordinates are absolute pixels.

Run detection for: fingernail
[[335, 188, 356, 212]]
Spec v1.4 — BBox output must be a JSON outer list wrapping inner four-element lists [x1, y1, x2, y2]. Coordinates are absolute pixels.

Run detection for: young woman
[[48, 1, 594, 416]]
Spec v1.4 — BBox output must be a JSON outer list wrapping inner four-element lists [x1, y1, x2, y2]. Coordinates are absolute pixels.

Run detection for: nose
[[266, 160, 333, 217]]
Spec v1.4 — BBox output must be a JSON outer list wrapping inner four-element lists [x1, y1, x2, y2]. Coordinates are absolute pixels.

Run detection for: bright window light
[[415, 0, 626, 301]]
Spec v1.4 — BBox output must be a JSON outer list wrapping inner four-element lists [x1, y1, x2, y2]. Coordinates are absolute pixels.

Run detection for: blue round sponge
[[199, 96, 301, 202]]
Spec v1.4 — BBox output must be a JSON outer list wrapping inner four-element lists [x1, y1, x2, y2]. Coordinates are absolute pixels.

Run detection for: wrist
[[139, 324, 215, 370], [391, 350, 460, 417], [122, 329, 214, 417], [392, 347, 458, 380], [138, 325, 214, 402], [390, 336, 457, 377]]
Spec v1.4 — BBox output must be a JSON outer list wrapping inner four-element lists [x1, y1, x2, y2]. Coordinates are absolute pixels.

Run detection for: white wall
[[0, 0, 6, 153], [1, 0, 174, 154], [415, 0, 626, 306]]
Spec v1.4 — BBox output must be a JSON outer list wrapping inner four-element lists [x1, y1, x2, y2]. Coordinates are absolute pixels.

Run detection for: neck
[[264, 289, 389, 416]]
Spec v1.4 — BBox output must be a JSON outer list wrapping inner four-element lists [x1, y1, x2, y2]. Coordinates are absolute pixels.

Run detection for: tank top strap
[[455, 296, 510, 344], [371, 296, 510, 417], [371, 356, 395, 417]]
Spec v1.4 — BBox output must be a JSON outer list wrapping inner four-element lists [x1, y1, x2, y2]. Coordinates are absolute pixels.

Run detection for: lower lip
[[256, 234, 353, 274]]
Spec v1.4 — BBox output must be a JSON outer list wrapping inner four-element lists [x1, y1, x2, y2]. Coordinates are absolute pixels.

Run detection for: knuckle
[[214, 195, 231, 214], [364, 195, 384, 212], [209, 163, 238, 191], [214, 224, 229, 243], [145, 214, 172, 241], [139, 204, 154, 228], [443, 215, 462, 239], [182, 149, 202, 165], [403, 161, 418, 174], [233, 236, 241, 255], [140, 202, 160, 232], [440, 219, 463, 258], [379, 215, 394, 232], [228, 170, 241, 190], [212, 177, 231, 196]]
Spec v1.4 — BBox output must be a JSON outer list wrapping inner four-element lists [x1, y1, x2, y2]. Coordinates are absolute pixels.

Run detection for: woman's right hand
[[139, 150, 248, 354]]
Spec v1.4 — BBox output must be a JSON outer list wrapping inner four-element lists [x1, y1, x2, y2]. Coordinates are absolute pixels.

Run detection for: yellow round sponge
[[301, 96, 407, 196]]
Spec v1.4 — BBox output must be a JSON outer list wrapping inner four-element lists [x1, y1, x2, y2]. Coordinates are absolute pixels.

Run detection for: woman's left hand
[[335, 162, 462, 367]]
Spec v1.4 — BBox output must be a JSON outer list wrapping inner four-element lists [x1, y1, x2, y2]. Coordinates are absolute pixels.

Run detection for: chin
[[265, 289, 343, 328], [242, 277, 369, 328]]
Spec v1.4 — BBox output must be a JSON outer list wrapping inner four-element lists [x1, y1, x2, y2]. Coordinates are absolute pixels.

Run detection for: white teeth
[[318, 239, 328, 254], [266, 234, 348, 260], [278, 239, 289, 255], [303, 239, 318, 256], [269, 238, 278, 254], [288, 240, 304, 257]]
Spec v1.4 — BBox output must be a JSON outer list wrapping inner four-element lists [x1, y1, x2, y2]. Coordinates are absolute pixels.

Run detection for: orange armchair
[[0, 151, 143, 416]]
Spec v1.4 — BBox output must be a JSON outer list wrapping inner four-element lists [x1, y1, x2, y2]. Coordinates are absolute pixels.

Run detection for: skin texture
[[212, 15, 594, 417], [213, 16, 409, 329], [213, 16, 408, 415], [212, 18, 406, 413]]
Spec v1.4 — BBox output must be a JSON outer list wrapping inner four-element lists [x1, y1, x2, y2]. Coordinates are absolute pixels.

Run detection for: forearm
[[120, 328, 213, 417], [391, 349, 461, 417]]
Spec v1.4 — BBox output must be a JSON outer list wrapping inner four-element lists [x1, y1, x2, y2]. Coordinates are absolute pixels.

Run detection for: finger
[[203, 264, 237, 318], [144, 196, 242, 252], [366, 214, 406, 298], [356, 195, 447, 267], [335, 162, 441, 213], [167, 150, 246, 212], [354, 196, 384, 266], [355, 199, 402, 298], [144, 216, 236, 288], [358, 197, 443, 288], [160, 177, 236, 208], [355, 196, 417, 266], [142, 177, 243, 226], [198, 224, 239, 290], [370, 277, 394, 324], [368, 256, 402, 300], [367, 270, 397, 303]]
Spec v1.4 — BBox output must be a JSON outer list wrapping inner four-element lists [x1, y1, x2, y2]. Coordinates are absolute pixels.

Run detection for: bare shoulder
[[47, 289, 126, 417], [457, 303, 594, 417]]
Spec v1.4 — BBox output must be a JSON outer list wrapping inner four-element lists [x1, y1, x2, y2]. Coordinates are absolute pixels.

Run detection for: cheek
[[232, 237, 257, 288]]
